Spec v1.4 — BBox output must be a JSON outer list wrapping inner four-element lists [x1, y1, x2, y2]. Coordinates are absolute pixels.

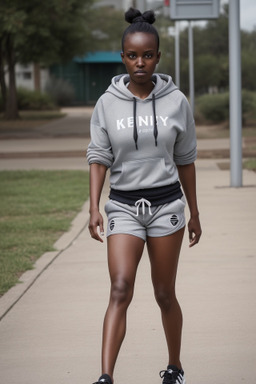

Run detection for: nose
[[137, 56, 144, 67]]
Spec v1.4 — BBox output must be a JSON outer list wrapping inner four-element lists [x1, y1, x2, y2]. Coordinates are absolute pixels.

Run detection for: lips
[[134, 70, 147, 75]]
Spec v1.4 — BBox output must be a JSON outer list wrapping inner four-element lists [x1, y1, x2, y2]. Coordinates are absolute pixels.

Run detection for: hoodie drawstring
[[135, 198, 153, 216], [132, 95, 158, 150], [152, 94, 158, 147], [133, 97, 138, 150]]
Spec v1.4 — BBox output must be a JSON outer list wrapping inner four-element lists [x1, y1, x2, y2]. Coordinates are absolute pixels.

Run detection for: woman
[[87, 8, 202, 384]]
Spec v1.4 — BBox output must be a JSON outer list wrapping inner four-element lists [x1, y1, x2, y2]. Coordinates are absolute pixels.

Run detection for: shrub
[[197, 92, 229, 123], [0, 88, 55, 112], [241, 90, 255, 120], [45, 76, 75, 106], [17, 88, 55, 110], [196, 90, 256, 124]]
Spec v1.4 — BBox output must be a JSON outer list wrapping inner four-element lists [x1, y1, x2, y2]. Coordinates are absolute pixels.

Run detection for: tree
[[86, 6, 127, 52], [0, 0, 94, 119]]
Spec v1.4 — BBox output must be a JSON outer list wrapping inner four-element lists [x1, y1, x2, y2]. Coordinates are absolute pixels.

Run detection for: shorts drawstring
[[135, 198, 153, 216]]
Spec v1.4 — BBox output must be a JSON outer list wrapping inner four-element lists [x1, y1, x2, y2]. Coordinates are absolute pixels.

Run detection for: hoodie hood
[[106, 73, 178, 101], [105, 74, 178, 149]]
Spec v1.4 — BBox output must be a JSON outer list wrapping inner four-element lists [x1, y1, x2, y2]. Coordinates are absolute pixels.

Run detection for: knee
[[154, 289, 176, 312], [110, 279, 133, 307]]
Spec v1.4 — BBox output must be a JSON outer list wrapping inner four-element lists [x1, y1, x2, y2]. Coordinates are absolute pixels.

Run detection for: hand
[[188, 215, 202, 247], [88, 210, 105, 243]]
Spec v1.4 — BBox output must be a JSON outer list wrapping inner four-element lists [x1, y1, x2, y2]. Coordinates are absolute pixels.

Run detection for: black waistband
[[109, 181, 183, 206]]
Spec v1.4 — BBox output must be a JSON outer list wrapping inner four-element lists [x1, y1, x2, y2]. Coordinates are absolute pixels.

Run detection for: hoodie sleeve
[[173, 98, 197, 165], [86, 98, 114, 168]]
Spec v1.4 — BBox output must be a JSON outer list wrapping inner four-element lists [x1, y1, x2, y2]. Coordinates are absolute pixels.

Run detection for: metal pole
[[229, 0, 242, 187], [188, 21, 194, 114], [175, 21, 180, 88]]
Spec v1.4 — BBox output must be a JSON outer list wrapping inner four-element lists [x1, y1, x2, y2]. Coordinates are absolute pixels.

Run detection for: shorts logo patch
[[109, 219, 115, 231], [170, 214, 179, 226]]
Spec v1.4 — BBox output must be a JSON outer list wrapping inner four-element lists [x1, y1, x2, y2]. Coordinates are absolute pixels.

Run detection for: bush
[[0, 88, 55, 112], [197, 92, 229, 123], [196, 90, 256, 124], [241, 90, 255, 120], [17, 88, 55, 110], [45, 76, 75, 106]]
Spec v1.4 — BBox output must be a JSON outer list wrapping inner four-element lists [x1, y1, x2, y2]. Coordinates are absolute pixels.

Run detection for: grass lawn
[[0, 170, 89, 296]]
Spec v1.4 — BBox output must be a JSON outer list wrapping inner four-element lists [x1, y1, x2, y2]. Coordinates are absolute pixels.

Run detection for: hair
[[121, 8, 160, 52]]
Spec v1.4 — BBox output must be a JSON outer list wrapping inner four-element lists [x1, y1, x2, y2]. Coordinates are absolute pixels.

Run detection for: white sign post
[[229, 0, 242, 187], [169, 0, 220, 114]]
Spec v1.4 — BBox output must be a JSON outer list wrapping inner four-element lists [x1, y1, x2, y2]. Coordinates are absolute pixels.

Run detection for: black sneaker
[[159, 365, 186, 384], [93, 373, 113, 384]]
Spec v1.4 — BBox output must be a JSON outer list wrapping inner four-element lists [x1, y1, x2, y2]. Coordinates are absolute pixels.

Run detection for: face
[[121, 32, 161, 87]]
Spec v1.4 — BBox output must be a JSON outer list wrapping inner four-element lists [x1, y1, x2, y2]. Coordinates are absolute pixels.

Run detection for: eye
[[145, 53, 153, 59], [127, 53, 136, 59]]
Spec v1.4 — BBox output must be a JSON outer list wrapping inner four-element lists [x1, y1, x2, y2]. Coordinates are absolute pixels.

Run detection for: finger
[[91, 230, 104, 243], [89, 224, 104, 243], [99, 222, 104, 238], [189, 232, 200, 247]]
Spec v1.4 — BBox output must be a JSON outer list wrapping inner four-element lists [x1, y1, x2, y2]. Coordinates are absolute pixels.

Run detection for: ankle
[[167, 363, 183, 371]]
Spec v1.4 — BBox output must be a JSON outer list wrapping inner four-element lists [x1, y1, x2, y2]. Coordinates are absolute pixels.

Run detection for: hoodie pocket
[[114, 157, 172, 190]]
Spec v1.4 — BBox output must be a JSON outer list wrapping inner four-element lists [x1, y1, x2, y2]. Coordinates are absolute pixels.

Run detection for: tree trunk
[[0, 37, 7, 112], [33, 63, 41, 91], [5, 35, 19, 120]]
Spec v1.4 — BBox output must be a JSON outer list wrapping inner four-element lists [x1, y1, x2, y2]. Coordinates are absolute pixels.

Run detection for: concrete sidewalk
[[0, 109, 256, 384]]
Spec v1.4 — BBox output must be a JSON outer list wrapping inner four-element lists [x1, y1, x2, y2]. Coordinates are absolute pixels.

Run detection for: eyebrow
[[126, 49, 155, 53]]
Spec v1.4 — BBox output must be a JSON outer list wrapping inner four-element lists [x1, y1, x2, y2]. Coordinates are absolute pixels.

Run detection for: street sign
[[170, 0, 220, 20]]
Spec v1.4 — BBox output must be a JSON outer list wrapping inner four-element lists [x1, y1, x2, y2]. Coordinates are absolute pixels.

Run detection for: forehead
[[123, 32, 158, 51]]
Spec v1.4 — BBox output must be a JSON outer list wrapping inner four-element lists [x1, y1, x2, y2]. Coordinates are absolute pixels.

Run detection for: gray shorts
[[104, 197, 186, 241]]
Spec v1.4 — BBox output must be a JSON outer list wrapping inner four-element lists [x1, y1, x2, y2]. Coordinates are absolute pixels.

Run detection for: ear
[[121, 52, 125, 64], [156, 51, 161, 64]]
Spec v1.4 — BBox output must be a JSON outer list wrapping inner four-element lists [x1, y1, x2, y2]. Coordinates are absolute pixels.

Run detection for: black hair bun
[[125, 8, 155, 25]]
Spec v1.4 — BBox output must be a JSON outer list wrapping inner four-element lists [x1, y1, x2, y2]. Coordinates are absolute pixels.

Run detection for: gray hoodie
[[87, 73, 197, 191]]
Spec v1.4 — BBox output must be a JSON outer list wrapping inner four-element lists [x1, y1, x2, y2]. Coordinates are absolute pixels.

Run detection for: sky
[[222, 0, 255, 31], [236, 0, 256, 31]]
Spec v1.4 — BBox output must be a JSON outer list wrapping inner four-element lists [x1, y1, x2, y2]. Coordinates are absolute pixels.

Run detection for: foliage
[[197, 92, 229, 123], [155, 3, 256, 96], [0, 88, 56, 111], [45, 76, 75, 106], [196, 90, 255, 124], [17, 88, 55, 110], [0, 0, 94, 65], [0, 0, 94, 118], [86, 6, 127, 52], [0, 170, 89, 296]]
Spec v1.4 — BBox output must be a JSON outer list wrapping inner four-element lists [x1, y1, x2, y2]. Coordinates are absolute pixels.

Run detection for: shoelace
[[159, 368, 184, 384], [135, 198, 152, 216]]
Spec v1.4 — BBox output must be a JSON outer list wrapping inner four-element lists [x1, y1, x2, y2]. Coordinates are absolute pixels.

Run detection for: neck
[[128, 81, 154, 99]]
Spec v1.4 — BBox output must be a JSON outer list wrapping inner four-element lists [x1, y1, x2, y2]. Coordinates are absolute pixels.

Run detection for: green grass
[[0, 170, 89, 296], [243, 158, 256, 171]]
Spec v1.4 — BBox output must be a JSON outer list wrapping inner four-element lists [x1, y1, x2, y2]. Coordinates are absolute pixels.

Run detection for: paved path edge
[[0, 200, 90, 321]]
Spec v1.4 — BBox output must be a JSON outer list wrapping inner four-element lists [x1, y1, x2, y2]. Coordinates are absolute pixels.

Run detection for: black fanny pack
[[109, 181, 183, 206]]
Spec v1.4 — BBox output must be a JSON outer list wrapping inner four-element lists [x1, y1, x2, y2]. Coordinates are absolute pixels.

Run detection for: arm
[[88, 163, 108, 243], [177, 163, 202, 247]]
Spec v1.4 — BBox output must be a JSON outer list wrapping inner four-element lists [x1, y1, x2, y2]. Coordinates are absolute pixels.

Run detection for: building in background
[[13, 63, 49, 92]]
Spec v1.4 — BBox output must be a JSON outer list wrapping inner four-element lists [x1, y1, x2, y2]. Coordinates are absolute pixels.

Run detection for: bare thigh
[[107, 234, 145, 299], [147, 228, 185, 296]]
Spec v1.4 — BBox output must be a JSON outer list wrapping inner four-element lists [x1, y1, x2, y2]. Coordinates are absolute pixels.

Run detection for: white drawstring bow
[[135, 198, 153, 216]]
